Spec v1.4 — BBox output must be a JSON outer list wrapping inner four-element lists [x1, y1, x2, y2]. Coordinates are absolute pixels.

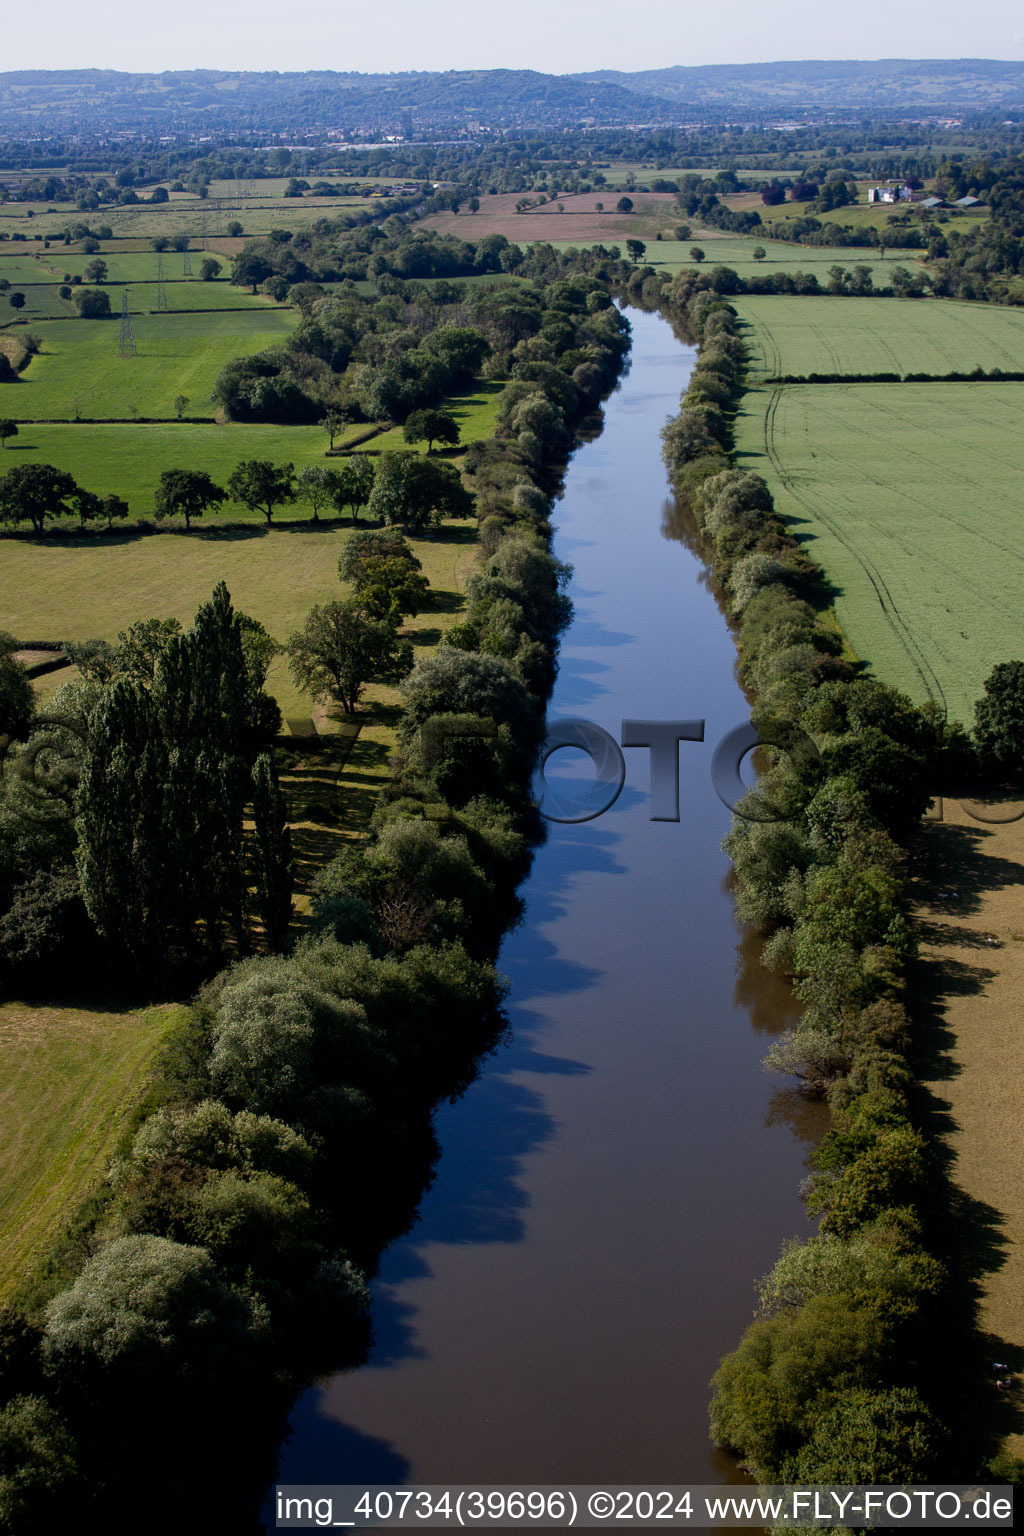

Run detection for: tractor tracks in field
[[761, 386, 949, 717]]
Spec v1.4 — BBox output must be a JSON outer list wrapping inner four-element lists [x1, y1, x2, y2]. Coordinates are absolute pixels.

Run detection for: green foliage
[[974, 659, 1024, 776], [288, 599, 413, 715], [403, 407, 460, 453], [153, 468, 225, 529], [366, 451, 473, 532], [0, 462, 79, 534], [225, 459, 295, 525], [43, 1234, 249, 1384]]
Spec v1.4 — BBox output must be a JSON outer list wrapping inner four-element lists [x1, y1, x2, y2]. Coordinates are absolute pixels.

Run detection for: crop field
[[0, 1000, 186, 1301], [423, 190, 682, 243], [735, 295, 1024, 378], [733, 380, 1024, 723], [598, 237, 920, 284], [0, 308, 297, 419]]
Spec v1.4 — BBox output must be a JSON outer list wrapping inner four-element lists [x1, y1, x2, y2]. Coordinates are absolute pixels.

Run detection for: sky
[[2, 0, 1024, 75]]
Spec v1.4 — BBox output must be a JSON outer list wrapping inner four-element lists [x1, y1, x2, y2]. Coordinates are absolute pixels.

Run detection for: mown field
[[0, 1000, 186, 1300], [0, 192, 376, 241], [0, 380, 503, 506], [6, 518, 475, 721], [0, 308, 297, 419], [735, 295, 1024, 378], [733, 379, 1024, 723]]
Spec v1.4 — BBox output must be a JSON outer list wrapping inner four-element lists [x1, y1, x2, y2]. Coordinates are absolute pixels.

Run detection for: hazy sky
[[4, 0, 1024, 75]]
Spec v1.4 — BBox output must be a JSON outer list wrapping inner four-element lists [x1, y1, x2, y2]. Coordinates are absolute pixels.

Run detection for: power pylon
[[183, 248, 193, 276], [200, 210, 208, 250], [156, 253, 167, 311], [118, 289, 136, 357]]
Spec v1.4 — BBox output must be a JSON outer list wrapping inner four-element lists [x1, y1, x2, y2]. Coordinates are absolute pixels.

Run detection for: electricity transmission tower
[[118, 289, 136, 357], [156, 253, 167, 311], [200, 210, 208, 250], [183, 248, 192, 276]]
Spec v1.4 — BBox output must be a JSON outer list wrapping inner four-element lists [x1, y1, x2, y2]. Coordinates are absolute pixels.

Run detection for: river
[[269, 305, 823, 1509]]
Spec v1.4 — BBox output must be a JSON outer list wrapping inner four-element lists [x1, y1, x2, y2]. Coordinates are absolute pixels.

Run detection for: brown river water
[[267, 306, 825, 1518]]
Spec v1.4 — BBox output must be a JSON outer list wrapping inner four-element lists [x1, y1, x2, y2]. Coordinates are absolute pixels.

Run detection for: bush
[[43, 1235, 249, 1386]]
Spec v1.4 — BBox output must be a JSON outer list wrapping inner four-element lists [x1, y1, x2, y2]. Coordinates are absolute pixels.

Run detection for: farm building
[[867, 183, 913, 204]]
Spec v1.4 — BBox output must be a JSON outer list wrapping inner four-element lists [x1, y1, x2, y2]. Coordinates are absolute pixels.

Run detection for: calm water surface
[[270, 307, 821, 1504]]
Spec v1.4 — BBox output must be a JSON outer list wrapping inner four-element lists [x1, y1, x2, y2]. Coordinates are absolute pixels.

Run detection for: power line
[[183, 247, 193, 276], [156, 253, 167, 311], [118, 288, 136, 358]]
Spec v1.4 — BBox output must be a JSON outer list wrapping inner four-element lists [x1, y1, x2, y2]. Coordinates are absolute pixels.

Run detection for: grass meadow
[[733, 379, 1024, 723], [9, 517, 476, 721], [735, 295, 1024, 378], [0, 309, 297, 419], [553, 236, 921, 285], [0, 1000, 186, 1301]]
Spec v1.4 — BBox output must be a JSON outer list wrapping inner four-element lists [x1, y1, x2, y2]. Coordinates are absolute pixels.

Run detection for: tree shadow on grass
[[906, 817, 1024, 1470]]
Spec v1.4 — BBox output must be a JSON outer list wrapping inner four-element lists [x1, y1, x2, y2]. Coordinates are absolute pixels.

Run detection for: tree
[[288, 599, 413, 715], [154, 468, 226, 530], [226, 460, 295, 525], [974, 660, 1024, 776], [329, 456, 375, 521], [43, 1234, 247, 1386], [296, 464, 340, 523], [9, 293, 25, 311], [320, 408, 348, 449], [83, 259, 108, 284], [252, 753, 293, 951], [689, 246, 706, 263], [231, 250, 273, 294], [73, 289, 111, 318], [101, 493, 129, 530], [199, 258, 222, 281], [0, 420, 18, 449], [226, 220, 243, 237], [339, 528, 429, 621], [625, 239, 646, 262], [752, 245, 767, 261], [403, 408, 460, 454], [366, 451, 473, 533], [0, 630, 33, 741], [616, 196, 634, 214], [0, 462, 78, 534], [173, 394, 189, 420], [72, 488, 102, 528]]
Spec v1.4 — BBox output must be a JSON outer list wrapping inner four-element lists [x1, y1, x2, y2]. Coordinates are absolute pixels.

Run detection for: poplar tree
[[252, 753, 293, 952]]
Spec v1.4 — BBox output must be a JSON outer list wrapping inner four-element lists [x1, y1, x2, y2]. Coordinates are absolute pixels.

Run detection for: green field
[[735, 295, 1024, 378], [0, 421, 331, 506], [3, 519, 473, 720], [556, 237, 921, 285], [3, 286, 77, 320], [733, 380, 1024, 723], [1, 377, 504, 505], [0, 1000, 185, 1300], [0, 308, 297, 420], [0, 192, 375, 242]]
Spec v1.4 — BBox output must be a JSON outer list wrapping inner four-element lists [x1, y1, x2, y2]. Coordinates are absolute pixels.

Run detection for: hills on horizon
[[1, 59, 1023, 135]]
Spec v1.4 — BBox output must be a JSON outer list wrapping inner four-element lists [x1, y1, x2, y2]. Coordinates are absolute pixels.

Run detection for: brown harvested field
[[913, 794, 1024, 1453], [421, 190, 681, 244]]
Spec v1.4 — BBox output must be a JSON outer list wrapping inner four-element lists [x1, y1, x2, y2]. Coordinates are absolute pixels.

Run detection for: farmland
[[604, 237, 918, 285], [733, 379, 1024, 723], [0, 378, 503, 507], [4, 517, 475, 721], [735, 295, 1024, 378], [0, 1000, 186, 1301], [0, 308, 297, 419]]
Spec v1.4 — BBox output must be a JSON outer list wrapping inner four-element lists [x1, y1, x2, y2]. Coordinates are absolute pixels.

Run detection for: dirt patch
[[913, 795, 1024, 1452], [421, 190, 681, 245]]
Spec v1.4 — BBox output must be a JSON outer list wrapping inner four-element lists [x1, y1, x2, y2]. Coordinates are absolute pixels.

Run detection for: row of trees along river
[[268, 306, 824, 1507]]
